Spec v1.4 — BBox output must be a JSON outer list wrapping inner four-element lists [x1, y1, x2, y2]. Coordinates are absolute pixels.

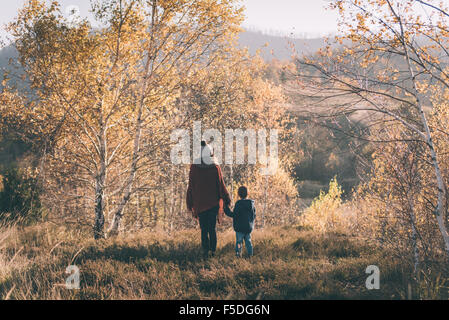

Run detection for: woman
[[186, 141, 231, 258]]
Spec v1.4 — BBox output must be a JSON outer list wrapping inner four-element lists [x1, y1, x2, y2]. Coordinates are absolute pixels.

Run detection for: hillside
[[0, 223, 415, 300], [0, 29, 326, 73], [238, 30, 327, 61]]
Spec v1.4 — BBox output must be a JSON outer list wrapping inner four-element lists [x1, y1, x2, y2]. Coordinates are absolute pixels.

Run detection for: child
[[224, 186, 256, 257]]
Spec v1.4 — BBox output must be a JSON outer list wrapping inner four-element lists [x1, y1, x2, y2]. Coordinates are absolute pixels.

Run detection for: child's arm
[[251, 202, 256, 221], [224, 200, 234, 217]]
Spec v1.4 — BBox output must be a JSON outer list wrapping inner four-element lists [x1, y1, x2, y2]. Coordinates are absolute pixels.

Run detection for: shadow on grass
[[77, 241, 205, 267]]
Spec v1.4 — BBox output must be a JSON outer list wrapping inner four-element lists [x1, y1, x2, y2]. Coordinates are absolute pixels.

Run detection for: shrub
[[300, 177, 347, 234], [0, 166, 43, 224]]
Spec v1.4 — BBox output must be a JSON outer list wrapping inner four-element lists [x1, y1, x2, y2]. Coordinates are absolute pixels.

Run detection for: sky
[[0, 0, 338, 42], [241, 0, 338, 37]]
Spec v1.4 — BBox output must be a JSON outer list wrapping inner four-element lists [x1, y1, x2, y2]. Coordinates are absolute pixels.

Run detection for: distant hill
[[238, 29, 327, 61], [0, 44, 18, 76], [0, 29, 327, 73]]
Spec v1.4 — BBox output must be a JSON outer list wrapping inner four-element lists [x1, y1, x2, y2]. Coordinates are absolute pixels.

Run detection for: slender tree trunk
[[107, 0, 157, 237], [93, 111, 107, 239], [262, 175, 268, 228], [407, 192, 419, 276], [230, 164, 234, 202], [399, 18, 449, 254], [163, 184, 168, 228], [148, 193, 154, 227], [170, 165, 175, 233], [107, 103, 143, 236], [135, 182, 141, 230], [152, 192, 157, 227], [94, 172, 106, 239], [179, 169, 184, 223]]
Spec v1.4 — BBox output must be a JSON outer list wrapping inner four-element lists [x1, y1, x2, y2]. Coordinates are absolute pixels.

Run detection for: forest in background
[[0, 22, 357, 231]]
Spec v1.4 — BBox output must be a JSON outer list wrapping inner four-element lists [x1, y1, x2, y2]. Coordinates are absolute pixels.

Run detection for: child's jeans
[[235, 232, 253, 256]]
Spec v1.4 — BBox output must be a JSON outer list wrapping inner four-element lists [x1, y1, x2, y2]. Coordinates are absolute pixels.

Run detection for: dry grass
[[0, 222, 429, 300]]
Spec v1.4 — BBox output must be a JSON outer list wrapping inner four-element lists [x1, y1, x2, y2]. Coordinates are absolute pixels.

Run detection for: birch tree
[[294, 0, 449, 256], [5, 0, 244, 238]]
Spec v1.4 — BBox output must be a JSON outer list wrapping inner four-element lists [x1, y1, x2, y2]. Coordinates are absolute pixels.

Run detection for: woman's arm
[[217, 198, 226, 223], [216, 166, 231, 206]]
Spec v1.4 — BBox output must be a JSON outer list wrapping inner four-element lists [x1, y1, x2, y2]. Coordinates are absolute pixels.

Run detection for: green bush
[[0, 166, 43, 224], [300, 177, 345, 234]]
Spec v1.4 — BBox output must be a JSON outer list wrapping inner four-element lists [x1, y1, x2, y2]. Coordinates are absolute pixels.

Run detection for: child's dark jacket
[[225, 199, 256, 234]]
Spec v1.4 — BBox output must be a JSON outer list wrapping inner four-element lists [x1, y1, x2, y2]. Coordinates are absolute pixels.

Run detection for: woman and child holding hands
[[186, 141, 256, 259]]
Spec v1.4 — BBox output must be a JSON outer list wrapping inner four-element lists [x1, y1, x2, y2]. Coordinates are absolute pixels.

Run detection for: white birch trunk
[[407, 193, 419, 275], [170, 165, 175, 233], [230, 164, 234, 203], [107, 104, 143, 236], [93, 109, 107, 239], [399, 17, 449, 255], [262, 175, 268, 228], [107, 1, 157, 237]]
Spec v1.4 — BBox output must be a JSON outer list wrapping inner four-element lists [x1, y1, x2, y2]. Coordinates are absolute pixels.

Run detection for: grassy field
[[0, 223, 416, 300]]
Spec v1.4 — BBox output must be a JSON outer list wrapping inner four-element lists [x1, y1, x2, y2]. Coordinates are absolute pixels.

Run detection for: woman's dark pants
[[198, 206, 218, 255]]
